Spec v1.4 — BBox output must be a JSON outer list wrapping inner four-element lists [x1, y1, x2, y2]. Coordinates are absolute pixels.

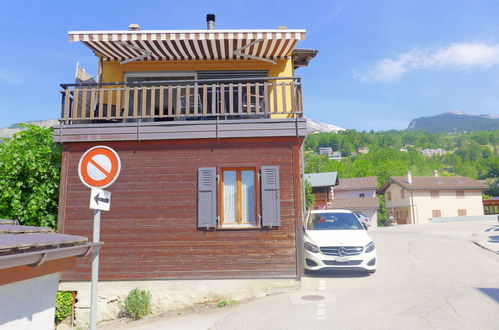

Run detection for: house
[[304, 174, 379, 226], [53, 16, 316, 323], [330, 177, 379, 227], [399, 148, 408, 152], [381, 171, 488, 224], [304, 172, 339, 209], [483, 197, 499, 215], [318, 147, 333, 155], [329, 151, 342, 161], [357, 147, 369, 154], [421, 148, 446, 157], [0, 221, 98, 329]]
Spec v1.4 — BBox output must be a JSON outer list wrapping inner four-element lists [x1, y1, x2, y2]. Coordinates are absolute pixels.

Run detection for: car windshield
[[307, 212, 364, 230]]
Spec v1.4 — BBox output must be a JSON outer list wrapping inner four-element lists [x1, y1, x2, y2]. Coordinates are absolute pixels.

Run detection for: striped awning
[[69, 29, 306, 62]]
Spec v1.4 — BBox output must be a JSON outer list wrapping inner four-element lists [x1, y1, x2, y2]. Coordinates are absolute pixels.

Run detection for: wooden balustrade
[[60, 78, 303, 123]]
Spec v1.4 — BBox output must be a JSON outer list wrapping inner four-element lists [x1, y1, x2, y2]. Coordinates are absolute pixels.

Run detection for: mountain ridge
[[407, 112, 499, 133]]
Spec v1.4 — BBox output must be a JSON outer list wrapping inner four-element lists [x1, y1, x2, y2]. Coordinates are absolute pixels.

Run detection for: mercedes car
[[304, 209, 377, 273]]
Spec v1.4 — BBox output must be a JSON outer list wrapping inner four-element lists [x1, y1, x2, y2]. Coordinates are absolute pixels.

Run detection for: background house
[[483, 197, 499, 214], [330, 176, 379, 227], [304, 172, 339, 209], [305, 174, 379, 226], [381, 171, 488, 224]]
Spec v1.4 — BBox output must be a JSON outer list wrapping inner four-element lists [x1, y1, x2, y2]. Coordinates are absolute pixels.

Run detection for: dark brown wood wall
[[59, 137, 303, 281]]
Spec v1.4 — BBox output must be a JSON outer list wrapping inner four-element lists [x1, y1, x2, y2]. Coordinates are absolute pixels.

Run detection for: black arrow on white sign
[[94, 193, 110, 205]]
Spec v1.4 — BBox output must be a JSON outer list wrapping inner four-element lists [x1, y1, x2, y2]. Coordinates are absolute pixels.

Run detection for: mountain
[[407, 111, 499, 133], [0, 119, 59, 139], [306, 117, 345, 134]]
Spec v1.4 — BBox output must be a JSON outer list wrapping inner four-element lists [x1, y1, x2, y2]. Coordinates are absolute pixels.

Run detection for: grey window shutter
[[197, 168, 217, 228], [261, 166, 280, 227]]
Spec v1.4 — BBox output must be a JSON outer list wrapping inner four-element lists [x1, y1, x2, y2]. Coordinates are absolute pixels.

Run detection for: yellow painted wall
[[99, 58, 297, 118], [101, 59, 293, 82]]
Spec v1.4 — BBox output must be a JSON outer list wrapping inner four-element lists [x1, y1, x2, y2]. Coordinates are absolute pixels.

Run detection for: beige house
[[381, 172, 488, 224]]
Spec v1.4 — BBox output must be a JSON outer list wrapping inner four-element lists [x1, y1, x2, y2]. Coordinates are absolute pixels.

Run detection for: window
[[221, 168, 257, 227], [432, 210, 441, 217], [387, 192, 392, 201], [458, 209, 467, 216], [359, 193, 365, 198], [400, 189, 405, 199], [430, 190, 439, 198], [456, 190, 465, 198], [197, 166, 280, 229], [307, 212, 363, 230]]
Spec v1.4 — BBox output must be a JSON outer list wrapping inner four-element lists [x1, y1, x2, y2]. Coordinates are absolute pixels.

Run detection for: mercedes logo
[[338, 247, 347, 256]]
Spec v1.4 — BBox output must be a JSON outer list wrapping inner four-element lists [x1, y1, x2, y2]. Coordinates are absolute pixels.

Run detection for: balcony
[[60, 77, 303, 124], [54, 77, 307, 143]]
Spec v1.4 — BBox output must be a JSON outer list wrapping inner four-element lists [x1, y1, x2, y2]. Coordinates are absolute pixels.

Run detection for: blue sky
[[1, 0, 499, 130]]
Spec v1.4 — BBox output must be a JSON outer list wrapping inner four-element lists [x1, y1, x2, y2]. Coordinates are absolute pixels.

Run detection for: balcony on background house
[[59, 77, 303, 124]]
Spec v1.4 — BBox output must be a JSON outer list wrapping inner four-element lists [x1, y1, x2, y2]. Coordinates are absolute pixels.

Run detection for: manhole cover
[[301, 295, 325, 301]]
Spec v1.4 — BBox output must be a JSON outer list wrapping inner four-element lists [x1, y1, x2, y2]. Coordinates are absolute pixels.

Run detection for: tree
[[0, 125, 61, 228], [304, 181, 315, 210]]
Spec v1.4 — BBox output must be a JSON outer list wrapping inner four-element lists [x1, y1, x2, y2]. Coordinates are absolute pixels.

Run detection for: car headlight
[[365, 241, 375, 253], [304, 242, 319, 253]]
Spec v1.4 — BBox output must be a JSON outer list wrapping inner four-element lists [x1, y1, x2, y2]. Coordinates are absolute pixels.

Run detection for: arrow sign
[[90, 188, 111, 211], [94, 193, 110, 205]]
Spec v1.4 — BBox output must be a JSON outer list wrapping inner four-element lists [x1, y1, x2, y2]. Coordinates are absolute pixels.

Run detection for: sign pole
[[90, 209, 101, 330], [78, 146, 121, 330]]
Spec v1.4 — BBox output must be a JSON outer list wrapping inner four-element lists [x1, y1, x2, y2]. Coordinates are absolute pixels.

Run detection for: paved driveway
[[105, 221, 499, 330]]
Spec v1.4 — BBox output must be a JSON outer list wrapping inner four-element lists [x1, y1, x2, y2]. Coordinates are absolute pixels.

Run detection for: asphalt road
[[106, 221, 499, 330]]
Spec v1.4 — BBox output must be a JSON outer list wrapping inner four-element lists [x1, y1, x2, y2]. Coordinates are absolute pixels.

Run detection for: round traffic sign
[[78, 146, 121, 189]]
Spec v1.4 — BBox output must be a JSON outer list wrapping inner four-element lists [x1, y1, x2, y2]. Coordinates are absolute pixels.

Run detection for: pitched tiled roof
[[335, 177, 378, 191], [328, 197, 379, 210], [381, 176, 489, 192], [304, 172, 339, 188]]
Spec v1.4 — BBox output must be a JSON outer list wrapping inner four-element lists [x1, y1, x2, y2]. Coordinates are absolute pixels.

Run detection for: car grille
[[320, 246, 364, 256], [323, 260, 362, 266]]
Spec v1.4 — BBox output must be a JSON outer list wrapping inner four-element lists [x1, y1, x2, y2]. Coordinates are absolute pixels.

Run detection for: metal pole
[[90, 209, 101, 330]]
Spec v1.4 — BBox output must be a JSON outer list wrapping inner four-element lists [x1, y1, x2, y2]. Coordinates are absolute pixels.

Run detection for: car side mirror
[[362, 222, 368, 230]]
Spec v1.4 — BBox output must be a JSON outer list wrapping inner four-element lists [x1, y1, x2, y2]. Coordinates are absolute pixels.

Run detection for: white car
[[304, 209, 377, 274], [354, 212, 370, 227]]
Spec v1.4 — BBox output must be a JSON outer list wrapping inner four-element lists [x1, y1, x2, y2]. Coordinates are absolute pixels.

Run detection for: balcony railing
[[59, 77, 303, 124]]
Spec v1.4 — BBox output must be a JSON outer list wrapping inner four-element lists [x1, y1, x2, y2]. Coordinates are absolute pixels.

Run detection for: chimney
[[128, 24, 140, 31], [407, 171, 412, 184], [434, 170, 439, 177], [206, 14, 215, 30]]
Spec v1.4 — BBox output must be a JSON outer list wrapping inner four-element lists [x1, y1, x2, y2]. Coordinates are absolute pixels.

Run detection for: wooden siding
[[53, 118, 307, 143], [59, 137, 303, 280]]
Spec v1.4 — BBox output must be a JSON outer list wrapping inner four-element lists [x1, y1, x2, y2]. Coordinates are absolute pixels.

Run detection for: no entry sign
[[78, 146, 121, 189]]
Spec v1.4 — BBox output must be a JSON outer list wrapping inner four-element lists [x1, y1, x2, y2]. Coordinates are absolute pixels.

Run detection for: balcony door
[[125, 71, 196, 120]]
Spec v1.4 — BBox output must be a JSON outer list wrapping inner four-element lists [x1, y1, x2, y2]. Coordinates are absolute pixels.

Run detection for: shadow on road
[[476, 288, 499, 303], [304, 269, 371, 278]]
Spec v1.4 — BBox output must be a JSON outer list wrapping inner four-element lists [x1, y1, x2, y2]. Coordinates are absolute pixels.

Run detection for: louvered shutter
[[261, 166, 281, 227], [197, 168, 217, 228]]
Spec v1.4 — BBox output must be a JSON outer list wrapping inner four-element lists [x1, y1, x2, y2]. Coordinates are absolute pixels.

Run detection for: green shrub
[[122, 288, 151, 320], [217, 299, 237, 308], [55, 291, 73, 324]]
